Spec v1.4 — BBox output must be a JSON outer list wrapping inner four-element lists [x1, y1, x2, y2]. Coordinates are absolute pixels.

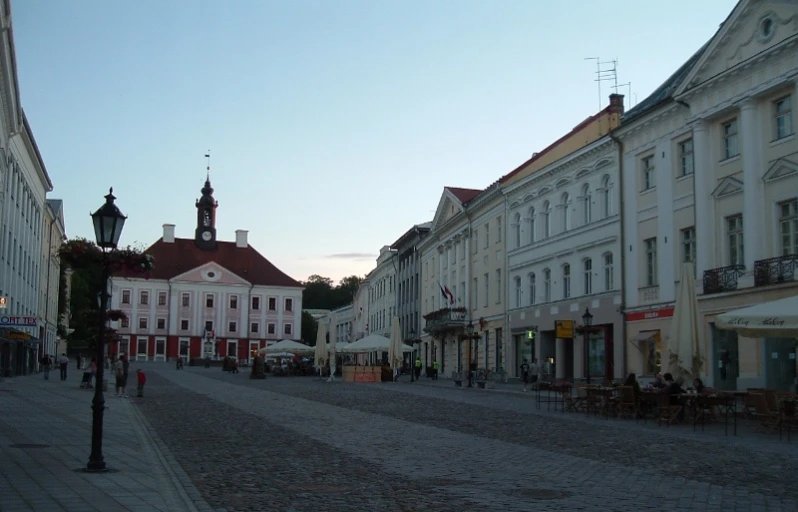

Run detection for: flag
[[438, 282, 448, 301], [443, 285, 455, 305]]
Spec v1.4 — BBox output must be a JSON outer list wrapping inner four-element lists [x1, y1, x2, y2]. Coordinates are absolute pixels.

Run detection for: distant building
[[391, 222, 430, 340], [110, 176, 304, 362], [39, 199, 67, 358], [367, 246, 397, 338]]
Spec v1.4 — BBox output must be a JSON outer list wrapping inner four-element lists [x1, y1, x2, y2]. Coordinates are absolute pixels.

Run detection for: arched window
[[513, 212, 522, 248], [562, 263, 571, 299], [528, 207, 536, 244], [543, 201, 551, 238], [583, 258, 593, 295], [528, 273, 536, 305], [515, 277, 522, 307], [561, 193, 570, 232], [602, 175, 611, 218], [582, 184, 591, 225], [543, 269, 551, 302], [603, 252, 614, 291]]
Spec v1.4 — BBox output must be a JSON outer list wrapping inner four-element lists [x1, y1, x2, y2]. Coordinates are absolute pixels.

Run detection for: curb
[[127, 401, 215, 512]]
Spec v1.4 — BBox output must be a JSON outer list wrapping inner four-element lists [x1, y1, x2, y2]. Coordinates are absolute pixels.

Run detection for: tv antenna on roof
[[585, 57, 619, 111], [614, 82, 632, 108]]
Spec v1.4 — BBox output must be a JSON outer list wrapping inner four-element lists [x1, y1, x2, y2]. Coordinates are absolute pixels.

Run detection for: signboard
[[353, 371, 377, 383], [554, 320, 574, 339], [0, 316, 36, 327], [7, 332, 30, 341], [625, 307, 675, 322], [0, 297, 7, 309], [526, 330, 536, 340]]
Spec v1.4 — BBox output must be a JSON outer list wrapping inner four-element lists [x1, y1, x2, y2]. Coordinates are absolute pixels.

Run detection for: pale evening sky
[[12, 0, 736, 284]]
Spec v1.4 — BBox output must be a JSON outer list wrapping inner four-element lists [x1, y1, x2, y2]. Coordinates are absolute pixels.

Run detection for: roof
[[390, 221, 432, 250], [46, 199, 63, 216], [131, 237, 302, 288], [445, 187, 481, 204]]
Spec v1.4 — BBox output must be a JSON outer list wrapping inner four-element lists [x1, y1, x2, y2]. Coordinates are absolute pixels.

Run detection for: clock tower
[[195, 175, 218, 250]]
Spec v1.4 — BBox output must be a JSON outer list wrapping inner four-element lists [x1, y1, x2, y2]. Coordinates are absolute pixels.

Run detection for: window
[[284, 323, 292, 335], [121, 317, 130, 328], [514, 277, 522, 307], [140, 291, 149, 305], [681, 227, 696, 264], [583, 259, 593, 295], [723, 119, 739, 159], [678, 139, 694, 176], [602, 176, 611, 218], [562, 264, 571, 299], [267, 323, 276, 335], [543, 201, 551, 237], [181, 293, 190, 307], [775, 95, 794, 140], [483, 273, 489, 308], [543, 269, 551, 302], [496, 269, 502, 303], [642, 332, 662, 376], [139, 317, 148, 329], [285, 298, 293, 312], [496, 216, 502, 243], [230, 295, 238, 309], [155, 318, 165, 330], [251, 322, 259, 334], [642, 156, 656, 190], [268, 297, 276, 311], [513, 213, 521, 248], [229, 321, 237, 333], [528, 207, 535, 244], [645, 238, 658, 286], [205, 294, 214, 308], [560, 193, 570, 231], [780, 199, 798, 255], [252, 296, 260, 310], [472, 277, 478, 310], [121, 290, 131, 304], [528, 273, 536, 305], [727, 215, 744, 266], [604, 253, 614, 291], [180, 319, 189, 331], [204, 321, 214, 333], [582, 184, 591, 225]]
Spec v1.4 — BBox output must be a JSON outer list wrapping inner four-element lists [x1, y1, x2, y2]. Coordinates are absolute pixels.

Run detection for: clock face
[[201, 231, 212, 241]]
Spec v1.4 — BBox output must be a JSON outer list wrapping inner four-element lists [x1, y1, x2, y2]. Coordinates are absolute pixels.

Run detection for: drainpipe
[[609, 131, 627, 379]]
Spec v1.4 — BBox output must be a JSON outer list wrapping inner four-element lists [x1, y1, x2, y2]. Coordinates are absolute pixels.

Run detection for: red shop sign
[[625, 307, 675, 322]]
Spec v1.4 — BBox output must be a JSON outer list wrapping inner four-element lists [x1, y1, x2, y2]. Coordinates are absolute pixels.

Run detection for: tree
[[301, 274, 365, 311], [301, 311, 318, 345]]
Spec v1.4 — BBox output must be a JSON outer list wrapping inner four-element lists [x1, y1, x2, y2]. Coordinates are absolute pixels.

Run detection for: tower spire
[[204, 150, 211, 181]]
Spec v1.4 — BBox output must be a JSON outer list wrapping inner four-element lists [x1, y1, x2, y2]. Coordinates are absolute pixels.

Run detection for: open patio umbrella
[[667, 262, 704, 383], [328, 314, 337, 382], [314, 321, 329, 377], [389, 316, 404, 381], [259, 339, 314, 355], [339, 334, 413, 353], [716, 294, 798, 339]]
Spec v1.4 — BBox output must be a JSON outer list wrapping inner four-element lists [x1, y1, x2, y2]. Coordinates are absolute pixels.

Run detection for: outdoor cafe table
[[535, 382, 567, 412]]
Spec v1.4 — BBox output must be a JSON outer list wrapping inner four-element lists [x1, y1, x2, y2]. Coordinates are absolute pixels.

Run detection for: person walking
[[520, 359, 531, 392], [432, 360, 439, 380], [58, 353, 69, 381], [40, 355, 51, 380], [115, 355, 128, 398], [136, 369, 146, 397]]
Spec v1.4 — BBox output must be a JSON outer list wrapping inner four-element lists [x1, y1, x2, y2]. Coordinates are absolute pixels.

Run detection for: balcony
[[702, 265, 745, 295], [423, 307, 466, 334], [638, 285, 660, 304], [754, 254, 797, 287]]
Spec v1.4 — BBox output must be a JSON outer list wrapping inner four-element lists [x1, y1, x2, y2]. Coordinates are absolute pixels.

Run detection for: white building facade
[[324, 303, 354, 346], [39, 199, 66, 358], [366, 246, 397, 338], [352, 278, 369, 341], [619, 0, 798, 391], [505, 135, 624, 382], [392, 222, 430, 340]]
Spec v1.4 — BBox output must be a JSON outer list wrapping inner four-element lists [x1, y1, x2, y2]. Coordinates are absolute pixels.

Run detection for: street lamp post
[[464, 321, 480, 388], [408, 329, 417, 382], [582, 307, 594, 385], [86, 188, 126, 473]]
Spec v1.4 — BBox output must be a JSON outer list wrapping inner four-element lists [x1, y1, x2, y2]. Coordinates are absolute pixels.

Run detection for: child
[[136, 369, 146, 398]]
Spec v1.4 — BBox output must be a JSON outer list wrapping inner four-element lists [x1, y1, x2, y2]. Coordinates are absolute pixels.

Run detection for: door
[[154, 338, 166, 361], [711, 323, 739, 391], [136, 338, 148, 361], [249, 341, 259, 362], [179, 338, 190, 359], [765, 338, 797, 392], [227, 341, 237, 361]]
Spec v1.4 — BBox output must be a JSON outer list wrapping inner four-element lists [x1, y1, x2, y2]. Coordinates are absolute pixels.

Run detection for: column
[[454, 240, 460, 304], [464, 233, 470, 311], [692, 120, 715, 278], [555, 338, 566, 379], [656, 140, 675, 301], [740, 99, 764, 270], [437, 246, 444, 309]]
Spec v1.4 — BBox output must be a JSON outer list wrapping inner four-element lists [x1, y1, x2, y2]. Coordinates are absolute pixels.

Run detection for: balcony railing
[[754, 254, 798, 287], [423, 307, 466, 334], [702, 265, 745, 295]]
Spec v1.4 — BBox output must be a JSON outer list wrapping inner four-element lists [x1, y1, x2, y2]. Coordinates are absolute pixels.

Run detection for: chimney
[[235, 229, 248, 248], [608, 93, 625, 114], [163, 224, 175, 243]]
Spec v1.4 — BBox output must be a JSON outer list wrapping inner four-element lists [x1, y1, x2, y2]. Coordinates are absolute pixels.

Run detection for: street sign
[[0, 316, 36, 327]]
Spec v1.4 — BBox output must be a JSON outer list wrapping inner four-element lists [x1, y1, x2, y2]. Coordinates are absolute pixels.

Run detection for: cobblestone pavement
[[138, 365, 798, 512]]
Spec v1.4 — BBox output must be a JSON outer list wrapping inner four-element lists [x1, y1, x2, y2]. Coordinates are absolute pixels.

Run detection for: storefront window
[[588, 332, 605, 377], [642, 331, 662, 376], [514, 334, 534, 376]]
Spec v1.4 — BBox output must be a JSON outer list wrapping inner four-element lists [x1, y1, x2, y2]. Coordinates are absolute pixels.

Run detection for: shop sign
[[7, 332, 30, 341], [0, 316, 36, 327], [625, 307, 675, 322], [555, 320, 574, 339]]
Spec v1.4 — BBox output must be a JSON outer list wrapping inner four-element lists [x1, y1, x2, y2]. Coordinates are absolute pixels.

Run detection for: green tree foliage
[[301, 310, 318, 345], [301, 274, 364, 310]]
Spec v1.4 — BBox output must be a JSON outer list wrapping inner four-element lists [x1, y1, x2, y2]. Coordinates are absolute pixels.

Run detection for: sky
[[12, 0, 737, 285]]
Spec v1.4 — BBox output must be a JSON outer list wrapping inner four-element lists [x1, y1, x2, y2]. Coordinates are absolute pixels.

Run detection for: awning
[[630, 331, 660, 351]]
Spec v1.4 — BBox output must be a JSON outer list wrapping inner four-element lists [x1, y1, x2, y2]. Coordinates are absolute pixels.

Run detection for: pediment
[[763, 157, 798, 182], [510, 200, 521, 208], [537, 186, 551, 196], [712, 176, 745, 199], [575, 168, 591, 179], [555, 178, 571, 188], [522, 193, 535, 203], [677, 0, 798, 94], [431, 194, 456, 232], [594, 158, 613, 170], [170, 262, 251, 286]]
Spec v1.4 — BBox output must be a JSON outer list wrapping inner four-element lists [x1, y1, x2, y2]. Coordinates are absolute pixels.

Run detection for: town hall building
[[109, 176, 304, 362]]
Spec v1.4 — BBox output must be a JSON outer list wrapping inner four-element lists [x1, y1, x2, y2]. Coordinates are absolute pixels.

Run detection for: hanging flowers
[[59, 238, 154, 278]]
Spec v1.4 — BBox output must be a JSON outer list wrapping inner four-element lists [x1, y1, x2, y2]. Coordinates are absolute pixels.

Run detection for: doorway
[[711, 323, 739, 391], [136, 338, 148, 361], [179, 338, 190, 360], [765, 338, 797, 392], [154, 338, 166, 361], [227, 340, 238, 361]]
